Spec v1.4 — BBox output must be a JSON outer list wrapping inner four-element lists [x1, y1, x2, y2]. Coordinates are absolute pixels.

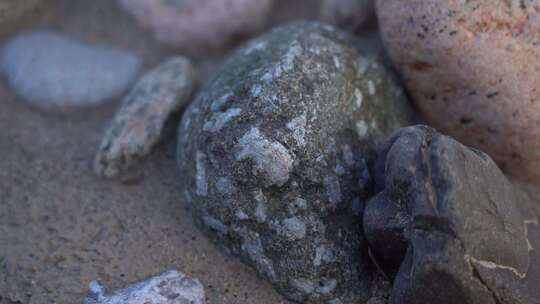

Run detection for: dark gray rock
[[364, 125, 532, 304], [176, 22, 413, 303], [94, 56, 195, 179], [0, 31, 141, 111], [84, 270, 205, 304], [320, 0, 375, 33]]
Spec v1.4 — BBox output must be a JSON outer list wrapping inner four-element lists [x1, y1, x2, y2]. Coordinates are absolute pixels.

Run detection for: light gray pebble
[[84, 270, 205, 304], [0, 30, 141, 111]]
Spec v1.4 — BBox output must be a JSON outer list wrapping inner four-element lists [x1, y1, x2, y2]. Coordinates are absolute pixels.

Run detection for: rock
[[84, 270, 206, 304], [364, 125, 533, 304], [0, 30, 141, 111], [376, 0, 540, 182], [116, 0, 273, 54], [94, 56, 195, 179], [320, 0, 374, 33], [0, 0, 43, 27], [177, 22, 413, 303]]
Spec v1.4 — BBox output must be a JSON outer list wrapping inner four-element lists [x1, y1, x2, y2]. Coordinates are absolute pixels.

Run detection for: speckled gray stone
[[176, 22, 413, 303], [364, 126, 532, 304], [94, 56, 195, 179], [320, 0, 375, 33], [0, 0, 43, 27], [0, 31, 141, 111], [84, 270, 206, 304]]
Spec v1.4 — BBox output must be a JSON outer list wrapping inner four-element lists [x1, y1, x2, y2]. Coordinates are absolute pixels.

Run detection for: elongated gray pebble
[[94, 56, 195, 179], [84, 270, 206, 304], [0, 30, 141, 111]]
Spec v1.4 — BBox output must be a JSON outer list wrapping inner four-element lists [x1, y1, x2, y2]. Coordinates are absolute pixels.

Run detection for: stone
[[84, 270, 206, 304], [0, 0, 43, 28], [376, 0, 540, 182], [0, 30, 141, 111], [320, 0, 374, 33], [94, 56, 195, 179], [116, 0, 273, 54], [177, 22, 413, 303], [364, 125, 534, 304]]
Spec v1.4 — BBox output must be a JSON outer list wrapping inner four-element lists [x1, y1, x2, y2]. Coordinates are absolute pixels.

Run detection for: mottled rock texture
[[177, 22, 413, 303], [95, 57, 195, 179], [0, 0, 42, 27], [376, 0, 540, 182], [84, 270, 206, 304], [364, 126, 534, 304], [0, 31, 141, 111], [320, 0, 374, 33], [117, 0, 273, 54]]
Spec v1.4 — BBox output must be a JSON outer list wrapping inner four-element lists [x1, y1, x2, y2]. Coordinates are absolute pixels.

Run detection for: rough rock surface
[[94, 56, 195, 179], [0, 30, 141, 111], [177, 22, 413, 303], [376, 0, 540, 182], [117, 0, 273, 54], [84, 270, 206, 304], [364, 125, 534, 304], [320, 0, 374, 33], [0, 0, 43, 26]]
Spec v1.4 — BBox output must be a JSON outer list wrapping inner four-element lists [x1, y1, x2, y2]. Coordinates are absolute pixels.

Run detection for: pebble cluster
[[2, 1, 540, 304]]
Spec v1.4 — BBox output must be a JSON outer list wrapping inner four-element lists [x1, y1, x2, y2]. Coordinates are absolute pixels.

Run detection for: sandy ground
[[0, 0, 320, 303]]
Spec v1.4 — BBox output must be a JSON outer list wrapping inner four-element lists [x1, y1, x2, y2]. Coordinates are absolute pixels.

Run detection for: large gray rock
[[364, 126, 533, 304], [177, 22, 413, 303]]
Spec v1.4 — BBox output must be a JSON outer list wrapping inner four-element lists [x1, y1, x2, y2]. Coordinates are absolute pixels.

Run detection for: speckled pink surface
[[117, 0, 274, 54], [377, 0, 540, 182]]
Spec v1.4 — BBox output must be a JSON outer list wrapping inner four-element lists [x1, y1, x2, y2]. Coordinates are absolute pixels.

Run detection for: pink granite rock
[[117, 0, 273, 54], [376, 0, 540, 182]]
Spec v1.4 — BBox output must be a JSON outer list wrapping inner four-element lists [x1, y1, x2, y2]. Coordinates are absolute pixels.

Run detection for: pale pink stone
[[377, 0, 540, 182], [117, 0, 273, 53]]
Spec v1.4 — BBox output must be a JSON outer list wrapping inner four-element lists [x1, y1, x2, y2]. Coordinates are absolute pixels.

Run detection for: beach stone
[[94, 56, 195, 179], [0, 30, 141, 111], [376, 0, 540, 182], [0, 0, 43, 27], [177, 22, 413, 303], [320, 0, 374, 33], [116, 0, 273, 54], [364, 125, 532, 304], [84, 270, 206, 304]]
